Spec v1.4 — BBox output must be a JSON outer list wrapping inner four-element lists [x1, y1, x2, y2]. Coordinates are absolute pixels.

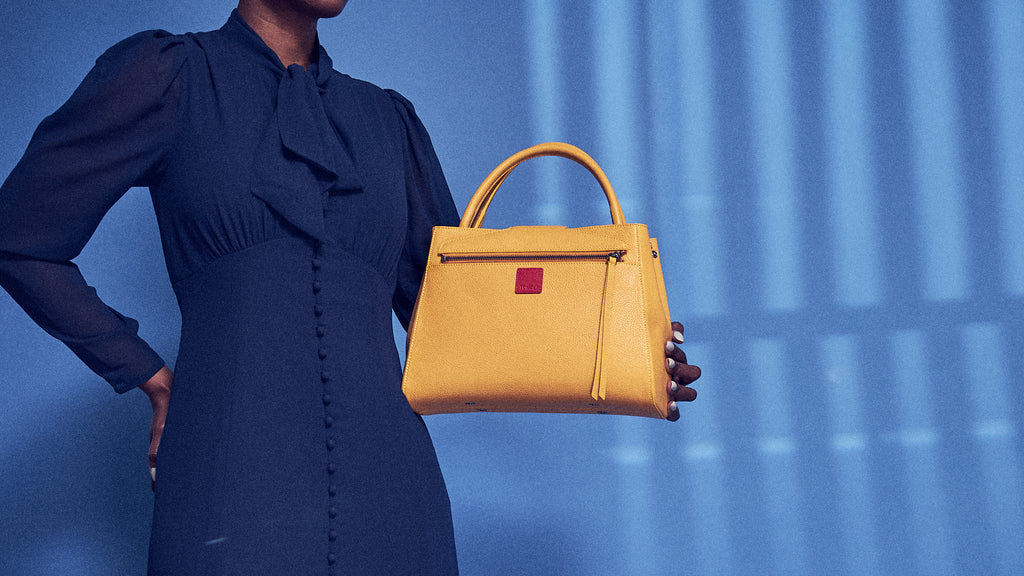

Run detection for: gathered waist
[[172, 237, 394, 324], [169, 236, 400, 377]]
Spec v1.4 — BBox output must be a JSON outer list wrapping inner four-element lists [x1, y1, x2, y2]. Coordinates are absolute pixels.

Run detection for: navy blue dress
[[0, 11, 460, 576]]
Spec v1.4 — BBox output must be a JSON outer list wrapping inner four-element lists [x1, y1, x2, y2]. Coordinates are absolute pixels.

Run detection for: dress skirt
[[150, 237, 457, 575]]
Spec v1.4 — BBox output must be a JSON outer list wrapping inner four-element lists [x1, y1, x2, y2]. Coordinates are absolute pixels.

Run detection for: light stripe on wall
[[744, 0, 804, 311], [962, 323, 1024, 574], [821, 335, 880, 576], [987, 0, 1024, 295], [823, 0, 881, 307], [750, 338, 806, 574], [679, 343, 734, 576], [891, 330, 953, 574], [900, 0, 968, 301], [675, 0, 726, 317], [611, 418, 662, 574], [525, 0, 565, 225], [593, 2, 643, 219]]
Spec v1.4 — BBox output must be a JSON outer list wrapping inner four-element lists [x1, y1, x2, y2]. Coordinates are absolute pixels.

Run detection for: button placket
[[312, 244, 339, 572]]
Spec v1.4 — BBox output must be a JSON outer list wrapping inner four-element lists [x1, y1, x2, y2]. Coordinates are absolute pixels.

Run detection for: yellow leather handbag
[[402, 142, 673, 419]]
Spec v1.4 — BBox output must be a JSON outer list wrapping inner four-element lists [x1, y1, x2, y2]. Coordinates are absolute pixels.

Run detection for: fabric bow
[[250, 59, 363, 241]]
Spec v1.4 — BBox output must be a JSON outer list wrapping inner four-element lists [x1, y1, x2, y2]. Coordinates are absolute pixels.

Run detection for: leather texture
[[402, 142, 672, 419]]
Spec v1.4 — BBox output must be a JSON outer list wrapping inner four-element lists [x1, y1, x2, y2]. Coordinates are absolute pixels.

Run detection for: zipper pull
[[591, 253, 619, 401]]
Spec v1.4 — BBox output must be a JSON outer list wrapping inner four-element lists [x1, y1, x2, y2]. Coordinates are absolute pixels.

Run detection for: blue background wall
[[2, 1, 1022, 574]]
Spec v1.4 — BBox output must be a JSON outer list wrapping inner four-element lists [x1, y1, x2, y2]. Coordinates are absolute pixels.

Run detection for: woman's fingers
[[149, 405, 166, 473], [140, 366, 173, 490], [665, 381, 697, 421], [665, 340, 689, 365], [664, 321, 699, 420], [667, 378, 699, 400], [667, 401, 681, 422], [665, 344, 701, 385], [671, 322, 685, 344]]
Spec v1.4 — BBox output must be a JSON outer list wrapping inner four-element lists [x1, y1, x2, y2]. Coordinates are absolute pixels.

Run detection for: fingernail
[[150, 467, 157, 482], [669, 401, 679, 413], [666, 358, 676, 371], [665, 341, 676, 354], [670, 381, 679, 394], [673, 331, 684, 343]]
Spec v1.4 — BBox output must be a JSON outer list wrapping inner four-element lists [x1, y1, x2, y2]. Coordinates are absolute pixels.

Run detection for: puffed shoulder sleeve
[[0, 31, 186, 393], [386, 90, 460, 330]]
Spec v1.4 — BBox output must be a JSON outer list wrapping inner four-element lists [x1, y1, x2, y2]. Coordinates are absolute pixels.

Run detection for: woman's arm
[[0, 31, 184, 393]]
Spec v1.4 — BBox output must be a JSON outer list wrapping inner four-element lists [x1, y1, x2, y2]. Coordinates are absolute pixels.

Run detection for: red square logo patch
[[515, 268, 544, 294]]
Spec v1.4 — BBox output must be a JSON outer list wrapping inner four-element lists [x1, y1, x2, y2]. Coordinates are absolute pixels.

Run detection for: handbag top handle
[[459, 142, 627, 228]]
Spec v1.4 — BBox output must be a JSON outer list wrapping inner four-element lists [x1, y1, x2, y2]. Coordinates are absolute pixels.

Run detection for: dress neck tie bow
[[249, 42, 363, 241]]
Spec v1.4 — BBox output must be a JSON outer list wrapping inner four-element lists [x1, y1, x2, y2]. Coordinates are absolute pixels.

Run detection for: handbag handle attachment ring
[[459, 142, 627, 228]]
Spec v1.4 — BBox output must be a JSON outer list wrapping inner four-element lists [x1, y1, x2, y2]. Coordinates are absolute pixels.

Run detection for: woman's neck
[[237, 0, 319, 68]]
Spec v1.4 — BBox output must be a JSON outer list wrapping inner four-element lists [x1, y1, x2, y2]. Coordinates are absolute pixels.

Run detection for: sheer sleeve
[[0, 31, 186, 393], [386, 90, 460, 330]]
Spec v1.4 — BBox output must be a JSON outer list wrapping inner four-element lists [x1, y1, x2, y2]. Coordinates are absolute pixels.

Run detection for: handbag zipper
[[439, 250, 626, 263], [439, 248, 625, 403]]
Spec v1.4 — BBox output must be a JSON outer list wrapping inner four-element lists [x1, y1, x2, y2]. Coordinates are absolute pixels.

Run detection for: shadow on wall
[[455, 509, 575, 576], [0, 383, 154, 576]]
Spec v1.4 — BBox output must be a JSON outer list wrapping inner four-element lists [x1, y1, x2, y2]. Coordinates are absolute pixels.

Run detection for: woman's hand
[[138, 366, 173, 490], [665, 322, 700, 421]]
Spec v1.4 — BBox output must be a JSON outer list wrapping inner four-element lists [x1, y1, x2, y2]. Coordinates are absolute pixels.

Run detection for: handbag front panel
[[403, 223, 670, 418]]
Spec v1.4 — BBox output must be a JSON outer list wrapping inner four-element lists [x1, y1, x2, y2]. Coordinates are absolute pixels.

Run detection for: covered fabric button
[[316, 325, 326, 337], [311, 258, 322, 270], [328, 484, 337, 496], [328, 529, 338, 542], [327, 463, 337, 474], [312, 280, 322, 293], [326, 438, 335, 450], [322, 393, 332, 406], [314, 304, 324, 316], [324, 416, 334, 428], [318, 347, 328, 360], [328, 506, 338, 518], [320, 371, 331, 383], [328, 553, 337, 565]]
